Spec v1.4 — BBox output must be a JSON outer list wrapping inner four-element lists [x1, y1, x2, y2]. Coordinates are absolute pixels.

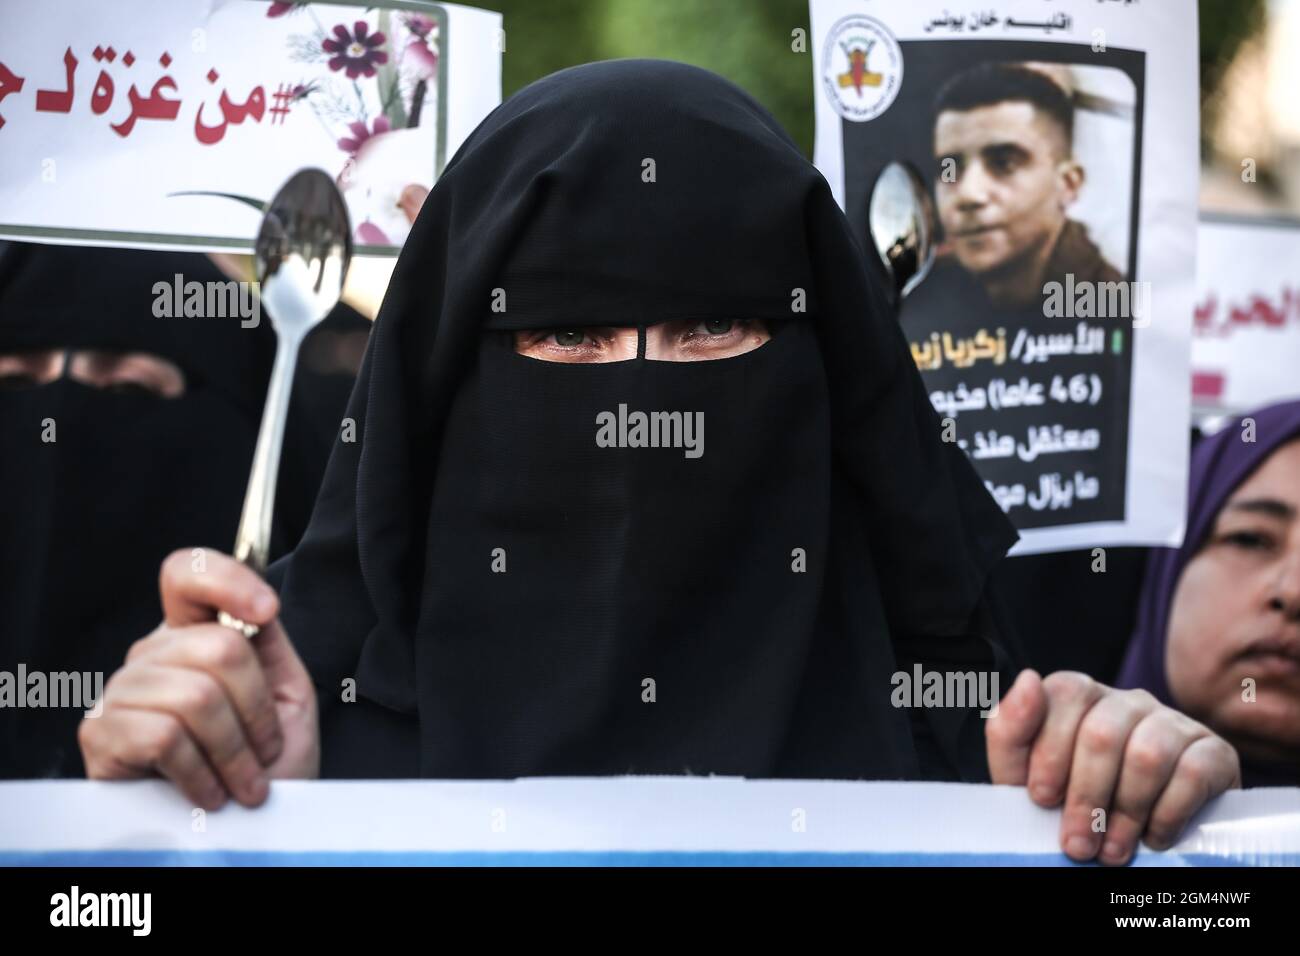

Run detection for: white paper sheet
[[1, 778, 1296, 865]]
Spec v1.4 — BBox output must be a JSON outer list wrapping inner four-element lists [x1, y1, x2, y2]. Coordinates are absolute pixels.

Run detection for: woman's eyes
[[1221, 529, 1277, 553], [71, 352, 187, 398], [511, 328, 622, 364], [0, 351, 61, 388], [533, 321, 746, 346], [102, 381, 161, 398], [672, 319, 770, 357], [676, 319, 769, 345], [687, 319, 736, 337], [526, 330, 613, 355], [544, 322, 741, 346], [512, 319, 770, 362], [0, 351, 186, 396], [552, 330, 594, 348]]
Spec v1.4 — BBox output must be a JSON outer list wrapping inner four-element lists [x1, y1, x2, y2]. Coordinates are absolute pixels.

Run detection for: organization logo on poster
[[820, 14, 902, 122]]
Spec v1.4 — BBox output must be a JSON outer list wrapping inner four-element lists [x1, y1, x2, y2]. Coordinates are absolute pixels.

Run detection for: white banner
[[810, 0, 1199, 554], [1, 778, 1297, 865], [0, 0, 502, 254], [1193, 215, 1300, 417]]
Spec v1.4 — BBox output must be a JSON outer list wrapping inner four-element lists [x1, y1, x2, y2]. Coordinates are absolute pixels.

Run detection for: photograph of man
[[924, 61, 1125, 311]]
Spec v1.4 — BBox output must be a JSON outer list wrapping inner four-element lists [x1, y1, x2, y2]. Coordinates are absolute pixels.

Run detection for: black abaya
[[271, 59, 1020, 781]]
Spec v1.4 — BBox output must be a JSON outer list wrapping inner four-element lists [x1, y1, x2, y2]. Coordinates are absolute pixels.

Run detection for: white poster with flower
[[0, 0, 502, 254]]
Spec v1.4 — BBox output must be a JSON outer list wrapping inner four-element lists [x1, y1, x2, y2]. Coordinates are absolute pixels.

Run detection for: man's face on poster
[[933, 100, 1079, 277]]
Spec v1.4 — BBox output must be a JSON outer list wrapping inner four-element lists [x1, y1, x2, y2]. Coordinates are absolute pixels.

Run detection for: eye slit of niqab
[[508, 318, 775, 363], [0, 348, 62, 389]]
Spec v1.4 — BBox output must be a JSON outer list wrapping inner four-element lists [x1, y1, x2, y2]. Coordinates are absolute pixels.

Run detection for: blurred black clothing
[[989, 547, 1149, 682], [0, 242, 368, 778]]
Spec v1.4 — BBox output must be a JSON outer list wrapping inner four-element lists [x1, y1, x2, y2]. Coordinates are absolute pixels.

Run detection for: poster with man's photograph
[[811, 0, 1199, 554]]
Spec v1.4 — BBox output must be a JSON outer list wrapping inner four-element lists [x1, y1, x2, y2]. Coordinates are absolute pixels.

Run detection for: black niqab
[[0, 244, 275, 777], [0, 242, 368, 777], [273, 60, 1019, 780]]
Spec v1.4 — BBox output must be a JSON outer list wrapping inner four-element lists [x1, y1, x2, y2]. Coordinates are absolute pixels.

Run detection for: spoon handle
[[219, 333, 302, 638]]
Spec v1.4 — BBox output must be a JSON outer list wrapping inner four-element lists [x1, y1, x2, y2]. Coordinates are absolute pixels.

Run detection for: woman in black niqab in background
[[0, 242, 368, 778], [270, 58, 1021, 781]]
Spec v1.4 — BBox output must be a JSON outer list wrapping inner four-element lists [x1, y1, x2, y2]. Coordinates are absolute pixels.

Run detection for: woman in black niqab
[[273, 59, 1020, 781], [0, 242, 368, 778], [0, 244, 275, 777]]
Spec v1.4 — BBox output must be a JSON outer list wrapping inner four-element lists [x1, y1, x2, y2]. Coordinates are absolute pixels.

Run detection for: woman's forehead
[[1224, 439, 1300, 513]]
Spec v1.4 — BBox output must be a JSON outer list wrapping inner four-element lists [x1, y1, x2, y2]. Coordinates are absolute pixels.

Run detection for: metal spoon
[[218, 168, 352, 637], [868, 161, 937, 305]]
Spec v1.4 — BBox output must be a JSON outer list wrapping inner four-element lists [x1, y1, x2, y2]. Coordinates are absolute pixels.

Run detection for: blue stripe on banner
[[0, 850, 1282, 867]]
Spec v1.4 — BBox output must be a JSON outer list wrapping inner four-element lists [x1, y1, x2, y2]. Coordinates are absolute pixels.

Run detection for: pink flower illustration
[[356, 221, 391, 244], [322, 21, 389, 80], [405, 38, 439, 81], [266, 2, 294, 17], [337, 116, 391, 155], [403, 13, 438, 40]]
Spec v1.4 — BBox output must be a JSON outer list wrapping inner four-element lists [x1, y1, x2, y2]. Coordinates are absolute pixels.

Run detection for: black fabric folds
[[0, 244, 275, 777], [273, 59, 1019, 780], [0, 243, 367, 777]]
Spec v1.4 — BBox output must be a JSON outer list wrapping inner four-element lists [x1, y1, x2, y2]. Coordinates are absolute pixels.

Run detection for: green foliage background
[[470, 0, 1268, 157]]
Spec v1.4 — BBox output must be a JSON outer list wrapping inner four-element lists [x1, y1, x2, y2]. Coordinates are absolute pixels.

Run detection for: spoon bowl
[[256, 170, 352, 341], [226, 169, 351, 588], [868, 161, 938, 305]]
